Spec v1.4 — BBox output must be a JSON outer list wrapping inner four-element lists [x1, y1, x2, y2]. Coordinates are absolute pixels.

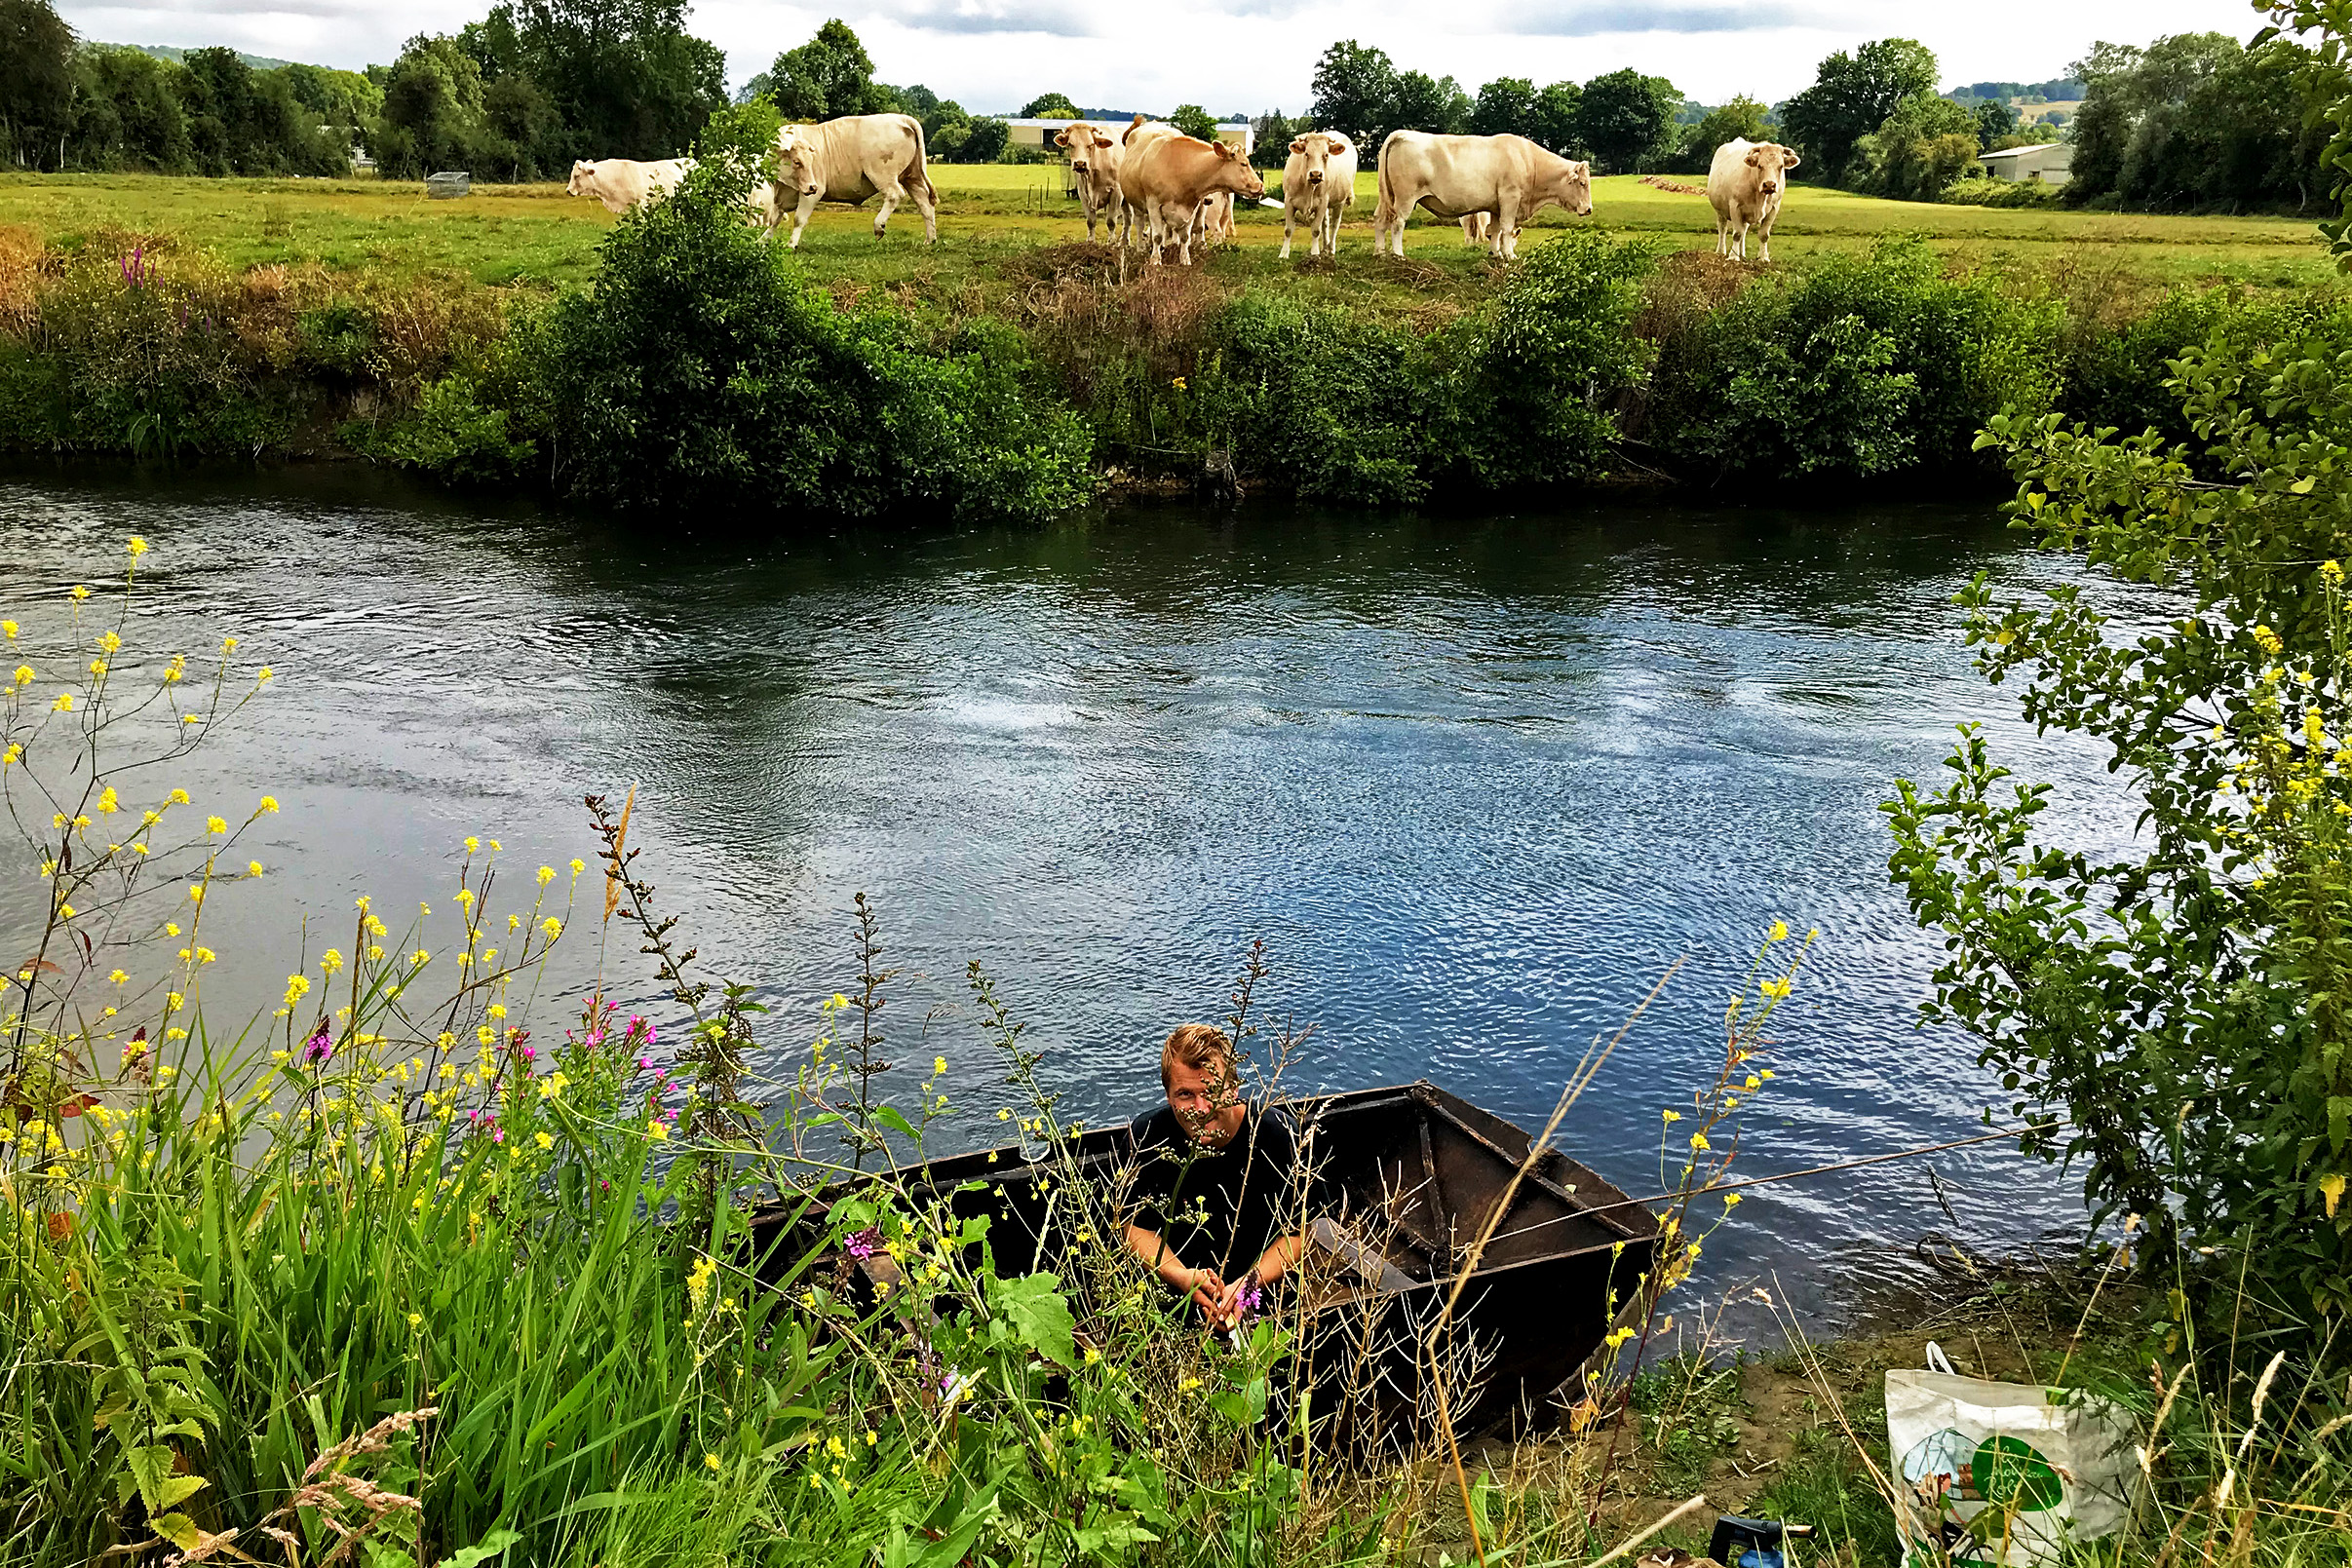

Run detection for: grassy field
[[0, 166, 2337, 297]]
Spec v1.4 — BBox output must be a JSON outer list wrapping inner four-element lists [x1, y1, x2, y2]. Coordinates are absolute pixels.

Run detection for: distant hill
[[111, 43, 305, 71]]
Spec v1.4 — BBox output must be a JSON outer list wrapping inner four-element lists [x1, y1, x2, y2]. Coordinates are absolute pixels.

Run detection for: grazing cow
[[1120, 133, 1265, 265], [566, 158, 691, 214], [1054, 121, 1125, 242], [772, 113, 939, 249], [1372, 132, 1593, 259], [1280, 130, 1357, 258], [1707, 137, 1799, 262], [1460, 212, 1488, 245], [568, 155, 784, 239]]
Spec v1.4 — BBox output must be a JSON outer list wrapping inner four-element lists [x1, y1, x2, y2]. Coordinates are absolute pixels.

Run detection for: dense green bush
[[534, 159, 1095, 521], [1644, 239, 2061, 483], [1437, 228, 1658, 489], [2056, 287, 2352, 453], [1198, 292, 1434, 506]]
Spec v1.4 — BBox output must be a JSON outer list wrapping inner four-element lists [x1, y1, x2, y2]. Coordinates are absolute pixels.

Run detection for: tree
[[1310, 38, 1399, 150], [1250, 107, 1296, 169], [1018, 91, 1078, 118], [2064, 31, 2342, 211], [460, 0, 723, 172], [1973, 97, 2016, 148], [1530, 80, 1583, 153], [1469, 75, 1537, 139], [768, 17, 885, 122], [1671, 96, 1773, 172], [372, 33, 486, 178], [70, 45, 194, 171], [960, 115, 1008, 163], [1170, 102, 1217, 141], [1389, 70, 1468, 134], [1853, 92, 1980, 199], [1778, 37, 1939, 186], [1890, 302, 2352, 1323], [1575, 67, 1677, 172], [1, 0, 78, 170]]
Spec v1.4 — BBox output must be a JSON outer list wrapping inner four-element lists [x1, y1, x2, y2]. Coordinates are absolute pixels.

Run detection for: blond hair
[[1159, 1022, 1237, 1090]]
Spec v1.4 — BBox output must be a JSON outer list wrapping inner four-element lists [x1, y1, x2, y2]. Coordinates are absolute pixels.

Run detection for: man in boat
[[1121, 1023, 1309, 1327]]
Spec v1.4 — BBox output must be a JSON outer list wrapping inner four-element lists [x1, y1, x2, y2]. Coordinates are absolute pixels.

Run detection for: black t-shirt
[[1124, 1102, 1308, 1277]]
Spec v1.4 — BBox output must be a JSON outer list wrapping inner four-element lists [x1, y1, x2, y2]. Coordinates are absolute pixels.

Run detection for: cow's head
[[1059, 125, 1109, 179], [565, 160, 596, 196], [1123, 111, 1149, 145], [1208, 139, 1266, 202], [1743, 141, 1800, 197], [1552, 158, 1594, 216], [774, 128, 821, 197], [1290, 130, 1339, 188]]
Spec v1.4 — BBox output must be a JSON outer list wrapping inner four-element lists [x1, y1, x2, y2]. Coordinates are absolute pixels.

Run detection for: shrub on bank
[[1641, 240, 2063, 484], [533, 160, 1096, 521], [1940, 175, 2064, 208]]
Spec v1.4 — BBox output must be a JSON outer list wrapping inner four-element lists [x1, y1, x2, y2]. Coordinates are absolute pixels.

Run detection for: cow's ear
[[1745, 147, 1765, 168], [1780, 146, 1801, 169], [1215, 141, 1236, 160], [1054, 130, 1071, 146]]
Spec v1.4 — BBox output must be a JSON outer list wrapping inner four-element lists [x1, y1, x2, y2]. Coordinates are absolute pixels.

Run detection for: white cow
[[1280, 130, 1357, 258], [566, 158, 691, 214], [1054, 121, 1125, 243], [567, 155, 782, 239], [1372, 132, 1593, 259], [1708, 137, 1800, 262], [772, 113, 939, 249]]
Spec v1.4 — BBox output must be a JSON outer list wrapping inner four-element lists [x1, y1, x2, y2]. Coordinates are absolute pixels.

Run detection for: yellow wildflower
[[255, 666, 273, 684], [1768, 918, 1789, 941], [647, 1121, 669, 1140], [536, 864, 557, 886], [1661, 1109, 1681, 1123], [465, 835, 481, 854], [206, 815, 227, 835], [51, 692, 73, 712], [11, 665, 28, 687], [570, 858, 585, 875], [108, 969, 127, 984], [258, 795, 279, 814], [934, 1055, 947, 1076], [284, 974, 311, 1007], [128, 537, 147, 558], [541, 917, 561, 938], [535, 1131, 554, 1150], [249, 860, 263, 876], [69, 586, 90, 600], [170, 788, 189, 805]]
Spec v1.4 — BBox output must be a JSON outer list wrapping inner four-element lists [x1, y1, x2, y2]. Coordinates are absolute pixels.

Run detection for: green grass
[[2, 168, 2338, 292]]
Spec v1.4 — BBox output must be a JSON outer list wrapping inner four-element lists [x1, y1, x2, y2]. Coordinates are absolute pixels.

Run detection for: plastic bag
[[1884, 1343, 2137, 1566]]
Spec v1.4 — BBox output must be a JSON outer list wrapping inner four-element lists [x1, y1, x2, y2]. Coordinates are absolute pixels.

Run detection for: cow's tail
[[910, 116, 937, 201], [1373, 130, 1401, 245]]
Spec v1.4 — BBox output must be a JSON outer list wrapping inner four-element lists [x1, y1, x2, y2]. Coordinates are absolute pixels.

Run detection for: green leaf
[[151, 1513, 204, 1551], [984, 1271, 1077, 1367], [125, 1444, 175, 1514], [443, 1527, 522, 1568], [152, 1473, 208, 1510]]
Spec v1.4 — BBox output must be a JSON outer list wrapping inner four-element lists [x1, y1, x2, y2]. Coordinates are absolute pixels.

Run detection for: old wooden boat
[[747, 1080, 1661, 1442]]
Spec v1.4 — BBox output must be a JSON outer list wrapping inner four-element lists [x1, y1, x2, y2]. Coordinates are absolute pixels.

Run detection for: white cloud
[[59, 0, 2264, 112]]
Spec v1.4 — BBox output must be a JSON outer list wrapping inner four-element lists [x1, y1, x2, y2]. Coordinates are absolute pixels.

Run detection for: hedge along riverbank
[[1, 156, 2346, 520]]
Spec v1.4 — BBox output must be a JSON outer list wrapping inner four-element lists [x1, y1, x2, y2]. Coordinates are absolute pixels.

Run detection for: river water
[[0, 466, 2171, 1329]]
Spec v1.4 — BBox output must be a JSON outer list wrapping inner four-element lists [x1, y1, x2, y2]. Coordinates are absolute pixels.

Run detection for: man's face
[[1165, 1056, 1246, 1148]]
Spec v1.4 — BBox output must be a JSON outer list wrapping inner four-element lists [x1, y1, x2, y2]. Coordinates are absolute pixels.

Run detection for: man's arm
[[1124, 1222, 1222, 1312]]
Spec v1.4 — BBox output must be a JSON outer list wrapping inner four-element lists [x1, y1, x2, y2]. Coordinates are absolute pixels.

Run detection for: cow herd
[[565, 112, 1805, 267]]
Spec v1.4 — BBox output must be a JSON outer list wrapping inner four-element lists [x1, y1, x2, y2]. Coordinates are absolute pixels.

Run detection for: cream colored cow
[[772, 113, 939, 249], [1372, 132, 1593, 259], [1119, 133, 1265, 265], [1707, 137, 1800, 261], [1280, 131, 1357, 258], [1053, 121, 1125, 242]]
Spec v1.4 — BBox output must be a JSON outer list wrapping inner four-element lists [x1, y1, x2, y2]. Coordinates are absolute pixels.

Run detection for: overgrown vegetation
[[0, 542, 1807, 1565]]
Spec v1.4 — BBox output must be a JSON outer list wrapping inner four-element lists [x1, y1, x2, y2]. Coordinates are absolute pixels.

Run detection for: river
[[0, 466, 2171, 1330]]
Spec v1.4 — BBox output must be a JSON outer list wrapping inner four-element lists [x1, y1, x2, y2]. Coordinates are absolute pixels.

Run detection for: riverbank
[[2, 161, 2346, 519]]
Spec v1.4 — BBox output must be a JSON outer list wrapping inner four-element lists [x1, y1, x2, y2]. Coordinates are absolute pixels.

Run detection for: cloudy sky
[[58, 0, 2271, 111]]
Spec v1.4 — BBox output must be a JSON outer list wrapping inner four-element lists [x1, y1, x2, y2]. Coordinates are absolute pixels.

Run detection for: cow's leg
[[1756, 208, 1776, 263], [872, 173, 906, 238], [1282, 203, 1295, 259], [907, 167, 939, 243], [1716, 213, 1730, 257], [789, 191, 817, 249], [1734, 218, 1749, 262], [1491, 197, 1518, 260]]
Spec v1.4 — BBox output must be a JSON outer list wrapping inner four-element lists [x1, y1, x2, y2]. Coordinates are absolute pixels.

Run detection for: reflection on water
[[0, 465, 2173, 1328]]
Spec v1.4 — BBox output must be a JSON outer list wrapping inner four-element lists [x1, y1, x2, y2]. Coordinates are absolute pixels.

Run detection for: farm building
[[1004, 117, 1253, 156], [1978, 142, 2073, 185]]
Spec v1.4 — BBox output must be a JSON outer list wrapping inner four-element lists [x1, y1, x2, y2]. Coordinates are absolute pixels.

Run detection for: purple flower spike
[[301, 1029, 333, 1066], [844, 1226, 882, 1259]]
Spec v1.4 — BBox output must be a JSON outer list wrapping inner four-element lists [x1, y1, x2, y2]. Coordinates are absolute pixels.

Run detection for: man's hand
[[1212, 1270, 1257, 1328], [1185, 1266, 1227, 1315]]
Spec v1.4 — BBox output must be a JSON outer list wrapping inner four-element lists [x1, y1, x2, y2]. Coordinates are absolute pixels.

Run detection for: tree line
[[0, 0, 368, 174]]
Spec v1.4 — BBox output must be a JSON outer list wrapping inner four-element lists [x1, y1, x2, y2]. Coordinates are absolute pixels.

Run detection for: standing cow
[[1117, 115, 1178, 251], [1054, 121, 1125, 243], [1120, 133, 1265, 265], [1372, 132, 1592, 259], [772, 113, 939, 249], [1280, 130, 1357, 258], [1707, 138, 1799, 262]]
